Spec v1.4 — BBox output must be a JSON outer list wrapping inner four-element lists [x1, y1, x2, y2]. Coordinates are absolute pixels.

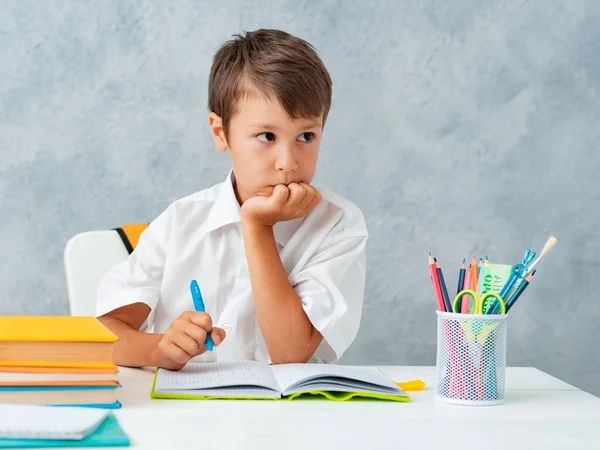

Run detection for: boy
[[97, 29, 368, 370]]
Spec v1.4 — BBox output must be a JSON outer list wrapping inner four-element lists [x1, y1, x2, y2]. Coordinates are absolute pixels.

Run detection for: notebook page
[[271, 364, 401, 392], [0, 405, 109, 440], [154, 361, 279, 392]]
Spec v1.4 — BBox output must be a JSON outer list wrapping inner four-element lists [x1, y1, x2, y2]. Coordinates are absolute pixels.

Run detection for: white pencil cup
[[435, 311, 508, 406]]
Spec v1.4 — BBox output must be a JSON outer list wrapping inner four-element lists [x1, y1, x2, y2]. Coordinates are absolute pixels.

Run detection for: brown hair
[[208, 29, 332, 134]]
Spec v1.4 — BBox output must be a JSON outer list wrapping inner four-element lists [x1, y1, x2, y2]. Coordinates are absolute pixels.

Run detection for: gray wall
[[1, 1, 599, 395]]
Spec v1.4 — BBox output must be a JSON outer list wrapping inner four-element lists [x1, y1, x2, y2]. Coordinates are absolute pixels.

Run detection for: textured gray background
[[1, 1, 599, 395]]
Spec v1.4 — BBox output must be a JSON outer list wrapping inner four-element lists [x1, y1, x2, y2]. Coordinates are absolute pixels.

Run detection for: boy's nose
[[275, 147, 298, 172]]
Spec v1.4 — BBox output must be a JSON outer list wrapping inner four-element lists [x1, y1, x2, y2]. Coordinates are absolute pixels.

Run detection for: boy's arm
[[96, 205, 226, 370], [98, 303, 162, 367], [242, 182, 367, 364], [242, 220, 322, 364], [99, 303, 227, 370]]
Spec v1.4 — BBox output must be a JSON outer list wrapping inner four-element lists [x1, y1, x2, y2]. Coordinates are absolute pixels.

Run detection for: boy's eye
[[298, 132, 315, 143], [257, 132, 276, 142]]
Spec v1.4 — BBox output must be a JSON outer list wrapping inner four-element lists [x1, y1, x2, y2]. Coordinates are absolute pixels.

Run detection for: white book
[[0, 405, 109, 440], [151, 361, 409, 402]]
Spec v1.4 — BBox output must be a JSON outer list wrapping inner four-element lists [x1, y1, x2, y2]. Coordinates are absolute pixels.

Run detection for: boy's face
[[209, 94, 322, 205]]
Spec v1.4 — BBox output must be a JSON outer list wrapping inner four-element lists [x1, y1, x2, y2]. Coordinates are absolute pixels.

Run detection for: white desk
[[112, 366, 600, 449]]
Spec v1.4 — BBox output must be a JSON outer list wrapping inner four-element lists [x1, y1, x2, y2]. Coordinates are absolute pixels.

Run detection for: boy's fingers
[[298, 183, 317, 209], [308, 191, 322, 210], [287, 183, 306, 206], [186, 312, 213, 332], [182, 322, 208, 346], [173, 332, 203, 358], [210, 327, 227, 346], [271, 184, 289, 205], [165, 343, 192, 364]]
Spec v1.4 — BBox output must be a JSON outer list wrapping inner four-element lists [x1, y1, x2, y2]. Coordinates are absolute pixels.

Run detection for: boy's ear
[[208, 112, 228, 152]]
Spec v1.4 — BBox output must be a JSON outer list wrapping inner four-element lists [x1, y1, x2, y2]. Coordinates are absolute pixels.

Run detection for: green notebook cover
[[150, 362, 410, 403], [0, 413, 130, 448]]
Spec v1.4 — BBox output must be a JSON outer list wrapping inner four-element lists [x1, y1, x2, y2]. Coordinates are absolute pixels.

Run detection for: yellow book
[[0, 316, 117, 367], [150, 361, 410, 402], [0, 316, 118, 342]]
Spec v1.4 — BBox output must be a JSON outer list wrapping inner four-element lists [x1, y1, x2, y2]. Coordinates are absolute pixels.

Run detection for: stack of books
[[0, 316, 121, 408]]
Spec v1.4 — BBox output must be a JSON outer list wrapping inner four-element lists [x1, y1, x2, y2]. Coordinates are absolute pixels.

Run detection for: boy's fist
[[155, 311, 226, 371], [241, 182, 322, 227]]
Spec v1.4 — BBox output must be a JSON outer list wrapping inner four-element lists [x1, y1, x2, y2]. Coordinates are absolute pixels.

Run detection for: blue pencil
[[505, 271, 535, 312], [457, 258, 466, 296], [435, 259, 452, 313]]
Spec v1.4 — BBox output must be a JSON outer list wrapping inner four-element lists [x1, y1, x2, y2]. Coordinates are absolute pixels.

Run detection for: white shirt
[[96, 171, 368, 363]]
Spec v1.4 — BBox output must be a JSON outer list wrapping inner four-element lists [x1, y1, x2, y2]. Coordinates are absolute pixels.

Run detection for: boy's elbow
[[270, 332, 322, 365], [268, 344, 314, 364]]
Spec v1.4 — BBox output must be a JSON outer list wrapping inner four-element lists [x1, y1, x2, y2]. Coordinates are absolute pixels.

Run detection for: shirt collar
[[204, 170, 242, 234]]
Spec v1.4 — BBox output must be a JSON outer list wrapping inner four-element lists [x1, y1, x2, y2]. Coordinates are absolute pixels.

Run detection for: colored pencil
[[456, 258, 466, 296], [470, 256, 478, 294], [461, 269, 472, 314], [428, 253, 445, 311], [505, 270, 535, 312], [435, 259, 452, 313]]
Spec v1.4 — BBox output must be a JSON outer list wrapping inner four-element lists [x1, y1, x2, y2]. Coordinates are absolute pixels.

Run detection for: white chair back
[[64, 230, 129, 316]]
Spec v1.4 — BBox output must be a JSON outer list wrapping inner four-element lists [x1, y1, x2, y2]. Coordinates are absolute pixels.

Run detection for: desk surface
[[111, 366, 600, 450]]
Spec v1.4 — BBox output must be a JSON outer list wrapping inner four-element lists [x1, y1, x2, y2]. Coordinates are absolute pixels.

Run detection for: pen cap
[[435, 311, 508, 406]]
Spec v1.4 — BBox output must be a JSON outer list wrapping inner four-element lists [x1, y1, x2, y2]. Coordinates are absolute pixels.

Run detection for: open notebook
[[151, 361, 409, 402]]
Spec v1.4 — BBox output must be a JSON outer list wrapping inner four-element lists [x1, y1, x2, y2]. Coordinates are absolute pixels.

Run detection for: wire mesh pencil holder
[[436, 311, 507, 406]]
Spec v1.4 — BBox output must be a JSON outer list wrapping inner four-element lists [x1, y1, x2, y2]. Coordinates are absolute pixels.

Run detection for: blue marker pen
[[190, 280, 214, 351]]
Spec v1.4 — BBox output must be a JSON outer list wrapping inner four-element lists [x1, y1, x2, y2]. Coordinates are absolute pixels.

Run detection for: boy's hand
[[241, 182, 322, 227], [155, 311, 226, 371]]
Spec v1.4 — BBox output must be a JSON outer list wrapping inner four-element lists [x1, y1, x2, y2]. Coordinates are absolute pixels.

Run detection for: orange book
[[0, 316, 118, 367], [0, 366, 118, 374]]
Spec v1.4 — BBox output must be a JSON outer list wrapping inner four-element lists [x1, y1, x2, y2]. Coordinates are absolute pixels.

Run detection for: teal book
[[0, 413, 129, 448]]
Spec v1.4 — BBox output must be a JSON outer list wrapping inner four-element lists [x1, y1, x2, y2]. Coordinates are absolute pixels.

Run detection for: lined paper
[[155, 361, 279, 391]]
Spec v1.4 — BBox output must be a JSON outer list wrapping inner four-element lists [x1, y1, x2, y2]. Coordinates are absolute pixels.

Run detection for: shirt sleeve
[[95, 205, 173, 330], [291, 219, 368, 363]]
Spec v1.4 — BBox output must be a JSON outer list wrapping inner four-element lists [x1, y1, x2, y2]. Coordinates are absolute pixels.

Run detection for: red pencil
[[428, 252, 445, 311]]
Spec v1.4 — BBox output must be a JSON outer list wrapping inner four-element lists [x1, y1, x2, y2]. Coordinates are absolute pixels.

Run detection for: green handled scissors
[[453, 289, 506, 315]]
